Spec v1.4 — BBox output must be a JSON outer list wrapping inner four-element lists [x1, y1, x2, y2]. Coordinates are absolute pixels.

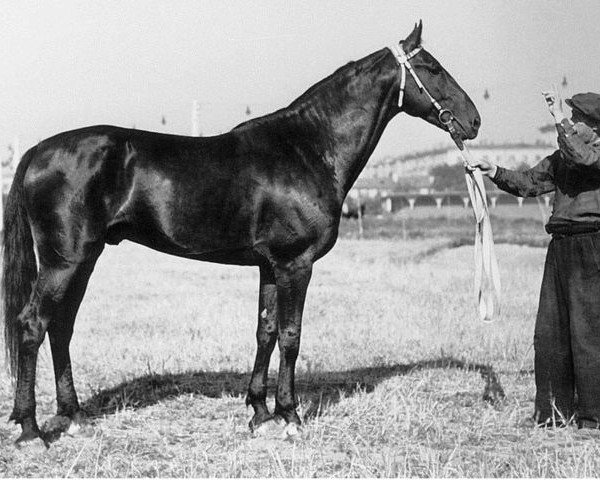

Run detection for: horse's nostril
[[473, 116, 481, 129]]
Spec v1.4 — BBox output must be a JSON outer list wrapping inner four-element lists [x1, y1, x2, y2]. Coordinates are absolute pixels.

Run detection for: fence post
[[356, 191, 364, 239]]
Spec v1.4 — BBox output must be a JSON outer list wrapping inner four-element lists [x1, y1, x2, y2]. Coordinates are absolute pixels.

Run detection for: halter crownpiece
[[388, 43, 446, 123]]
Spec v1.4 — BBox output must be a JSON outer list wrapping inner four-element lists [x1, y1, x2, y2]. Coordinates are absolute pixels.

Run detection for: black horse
[[3, 22, 479, 446]]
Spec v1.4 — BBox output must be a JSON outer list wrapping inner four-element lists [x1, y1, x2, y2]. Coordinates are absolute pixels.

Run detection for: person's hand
[[468, 157, 497, 178], [573, 122, 597, 143], [542, 89, 567, 123]]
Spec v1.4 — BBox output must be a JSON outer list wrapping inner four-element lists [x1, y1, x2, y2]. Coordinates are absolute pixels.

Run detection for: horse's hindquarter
[[23, 128, 124, 264]]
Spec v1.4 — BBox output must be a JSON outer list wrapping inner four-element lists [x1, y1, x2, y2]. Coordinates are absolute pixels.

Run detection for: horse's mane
[[233, 49, 387, 131]]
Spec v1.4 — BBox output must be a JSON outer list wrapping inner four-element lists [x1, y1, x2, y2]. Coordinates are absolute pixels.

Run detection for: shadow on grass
[[81, 356, 505, 421]]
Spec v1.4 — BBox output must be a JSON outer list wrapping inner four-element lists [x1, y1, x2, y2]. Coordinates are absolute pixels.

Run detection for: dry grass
[[1, 220, 599, 477]]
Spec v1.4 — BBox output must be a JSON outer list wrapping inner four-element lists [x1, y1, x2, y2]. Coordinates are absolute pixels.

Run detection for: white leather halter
[[388, 43, 451, 125]]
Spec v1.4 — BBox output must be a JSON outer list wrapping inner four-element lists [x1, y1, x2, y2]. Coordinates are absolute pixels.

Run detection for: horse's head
[[392, 21, 480, 141]]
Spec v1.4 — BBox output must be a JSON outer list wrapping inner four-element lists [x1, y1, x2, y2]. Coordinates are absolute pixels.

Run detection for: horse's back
[[19, 124, 339, 266]]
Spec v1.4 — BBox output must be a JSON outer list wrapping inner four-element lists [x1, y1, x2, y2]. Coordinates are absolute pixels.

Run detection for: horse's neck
[[301, 49, 399, 200], [237, 49, 399, 202]]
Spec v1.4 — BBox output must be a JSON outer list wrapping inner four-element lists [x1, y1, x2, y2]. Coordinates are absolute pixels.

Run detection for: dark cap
[[565, 92, 600, 123]]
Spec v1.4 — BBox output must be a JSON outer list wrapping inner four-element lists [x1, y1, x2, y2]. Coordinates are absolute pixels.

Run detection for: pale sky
[[2, 1, 599, 160]]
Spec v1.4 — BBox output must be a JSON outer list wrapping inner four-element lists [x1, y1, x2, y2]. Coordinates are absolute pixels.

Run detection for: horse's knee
[[257, 323, 277, 345], [278, 327, 300, 359], [18, 306, 48, 353], [256, 306, 277, 344]]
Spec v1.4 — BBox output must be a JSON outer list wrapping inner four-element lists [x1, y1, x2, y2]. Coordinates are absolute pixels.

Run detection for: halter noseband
[[388, 43, 455, 132]]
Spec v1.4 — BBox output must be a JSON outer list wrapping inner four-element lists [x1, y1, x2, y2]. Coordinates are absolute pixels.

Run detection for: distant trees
[[429, 163, 497, 192], [429, 164, 466, 191]]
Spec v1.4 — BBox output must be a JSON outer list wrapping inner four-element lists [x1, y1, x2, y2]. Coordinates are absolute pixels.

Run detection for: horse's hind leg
[[42, 250, 104, 441], [246, 265, 279, 431], [9, 297, 47, 445], [10, 246, 103, 445]]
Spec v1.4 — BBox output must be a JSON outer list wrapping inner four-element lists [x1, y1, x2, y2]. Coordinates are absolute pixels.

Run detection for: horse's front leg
[[273, 258, 313, 433], [246, 265, 279, 431]]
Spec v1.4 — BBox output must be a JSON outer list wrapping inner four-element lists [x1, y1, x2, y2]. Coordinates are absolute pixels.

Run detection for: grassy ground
[[2, 206, 599, 477]]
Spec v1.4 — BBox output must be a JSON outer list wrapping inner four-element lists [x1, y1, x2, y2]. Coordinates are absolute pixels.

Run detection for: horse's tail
[[2, 146, 38, 379]]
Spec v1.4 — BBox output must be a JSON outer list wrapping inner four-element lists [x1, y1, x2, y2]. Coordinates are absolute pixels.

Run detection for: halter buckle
[[438, 109, 454, 126]]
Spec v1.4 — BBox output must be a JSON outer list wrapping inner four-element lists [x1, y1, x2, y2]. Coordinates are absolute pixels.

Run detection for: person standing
[[472, 91, 600, 428]]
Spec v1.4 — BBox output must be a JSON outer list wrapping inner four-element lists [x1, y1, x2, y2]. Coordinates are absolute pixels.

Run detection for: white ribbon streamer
[[460, 146, 501, 321]]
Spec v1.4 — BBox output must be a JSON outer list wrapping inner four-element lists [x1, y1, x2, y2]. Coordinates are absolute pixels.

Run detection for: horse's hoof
[[67, 411, 93, 436], [41, 415, 71, 441], [41, 413, 94, 443], [15, 433, 48, 451], [66, 420, 95, 438], [282, 422, 301, 439], [250, 415, 285, 437]]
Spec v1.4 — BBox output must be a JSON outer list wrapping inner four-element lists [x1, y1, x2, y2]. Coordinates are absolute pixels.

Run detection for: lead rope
[[457, 144, 501, 321], [389, 43, 501, 321], [442, 116, 501, 322]]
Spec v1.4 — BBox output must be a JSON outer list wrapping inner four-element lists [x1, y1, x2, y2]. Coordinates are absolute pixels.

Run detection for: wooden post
[[383, 197, 392, 213], [356, 190, 364, 239], [544, 195, 551, 208]]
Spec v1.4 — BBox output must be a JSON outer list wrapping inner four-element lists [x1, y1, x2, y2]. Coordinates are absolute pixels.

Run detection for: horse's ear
[[403, 20, 423, 50]]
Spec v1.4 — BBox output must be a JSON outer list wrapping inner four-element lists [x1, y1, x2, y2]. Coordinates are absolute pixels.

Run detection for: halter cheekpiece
[[388, 43, 450, 126]]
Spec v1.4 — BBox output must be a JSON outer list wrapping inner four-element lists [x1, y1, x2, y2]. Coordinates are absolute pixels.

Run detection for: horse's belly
[[106, 203, 258, 265]]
